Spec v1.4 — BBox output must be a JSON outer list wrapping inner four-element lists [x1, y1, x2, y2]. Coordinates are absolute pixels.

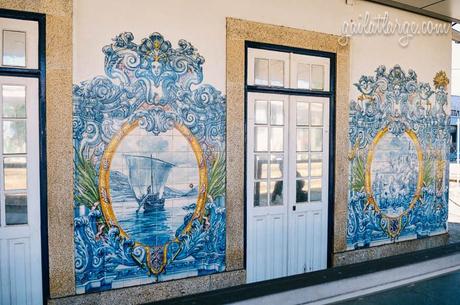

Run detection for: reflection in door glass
[[2, 85, 26, 118], [310, 152, 322, 177], [296, 128, 309, 152], [2, 30, 26, 67], [254, 100, 268, 124], [310, 178, 322, 201], [5, 193, 27, 225], [270, 127, 284, 152], [296, 179, 309, 203], [270, 101, 284, 125], [254, 181, 268, 207], [270, 154, 283, 178], [297, 63, 310, 89], [254, 58, 269, 86], [3, 120, 26, 154], [269, 60, 284, 87], [311, 64, 324, 90], [296, 101, 309, 126], [270, 180, 283, 205], [255, 126, 268, 152], [296, 153, 309, 177], [310, 103, 323, 126], [4, 156, 27, 190], [310, 128, 323, 152], [254, 154, 269, 179]]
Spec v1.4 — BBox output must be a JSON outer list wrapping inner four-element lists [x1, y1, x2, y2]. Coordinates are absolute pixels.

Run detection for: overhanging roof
[[366, 0, 460, 23]]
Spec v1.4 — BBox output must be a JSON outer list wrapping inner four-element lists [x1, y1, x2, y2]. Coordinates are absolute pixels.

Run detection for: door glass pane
[[269, 59, 284, 87], [296, 179, 309, 203], [254, 58, 269, 86], [270, 180, 283, 205], [310, 103, 323, 126], [255, 126, 268, 152], [310, 179, 322, 202], [310, 128, 323, 152], [2, 30, 26, 67], [2, 85, 26, 118], [255, 100, 268, 124], [4, 157, 27, 190], [254, 181, 268, 207], [270, 154, 283, 178], [296, 153, 309, 177], [3, 120, 26, 154], [270, 101, 284, 125], [297, 63, 310, 89], [296, 128, 309, 151], [296, 101, 309, 126], [5, 193, 27, 225], [311, 64, 324, 90], [310, 152, 323, 177], [270, 127, 283, 152], [254, 154, 269, 179]]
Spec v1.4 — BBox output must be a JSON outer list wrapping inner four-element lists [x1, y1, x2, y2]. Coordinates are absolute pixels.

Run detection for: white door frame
[[246, 92, 290, 282], [287, 95, 329, 275], [0, 76, 42, 305], [245, 44, 335, 283], [0, 11, 46, 305]]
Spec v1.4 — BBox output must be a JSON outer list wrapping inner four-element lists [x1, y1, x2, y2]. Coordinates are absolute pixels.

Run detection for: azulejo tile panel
[[347, 65, 449, 249], [72, 32, 226, 293]]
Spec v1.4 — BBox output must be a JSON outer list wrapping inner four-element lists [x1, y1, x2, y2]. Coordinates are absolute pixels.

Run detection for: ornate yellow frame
[[364, 126, 424, 238], [98, 119, 208, 274]]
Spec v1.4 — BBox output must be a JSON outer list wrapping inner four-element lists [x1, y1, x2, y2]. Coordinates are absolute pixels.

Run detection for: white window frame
[[247, 48, 290, 87], [246, 46, 333, 283]]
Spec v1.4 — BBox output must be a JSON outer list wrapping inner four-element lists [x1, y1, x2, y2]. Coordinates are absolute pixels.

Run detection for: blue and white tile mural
[[347, 65, 450, 248], [72, 32, 226, 293]]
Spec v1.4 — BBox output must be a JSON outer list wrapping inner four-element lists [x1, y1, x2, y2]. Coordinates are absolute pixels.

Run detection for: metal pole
[[457, 118, 460, 184], [457, 117, 459, 164]]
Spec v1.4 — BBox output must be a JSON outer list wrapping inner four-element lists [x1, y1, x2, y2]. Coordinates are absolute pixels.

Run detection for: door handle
[[292, 205, 296, 211]]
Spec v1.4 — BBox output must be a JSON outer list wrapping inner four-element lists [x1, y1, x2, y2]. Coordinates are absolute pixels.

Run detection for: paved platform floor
[[333, 271, 460, 305], [448, 171, 460, 243]]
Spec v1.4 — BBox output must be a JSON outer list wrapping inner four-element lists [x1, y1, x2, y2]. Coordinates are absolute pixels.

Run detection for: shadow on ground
[[332, 271, 460, 305]]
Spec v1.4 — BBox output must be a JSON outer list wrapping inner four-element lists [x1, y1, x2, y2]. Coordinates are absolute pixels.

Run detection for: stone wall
[[0, 0, 74, 298]]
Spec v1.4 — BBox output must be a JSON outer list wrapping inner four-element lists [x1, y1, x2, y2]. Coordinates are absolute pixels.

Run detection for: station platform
[[333, 270, 460, 305]]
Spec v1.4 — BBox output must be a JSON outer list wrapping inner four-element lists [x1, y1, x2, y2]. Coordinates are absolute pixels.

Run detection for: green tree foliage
[[74, 150, 99, 208], [207, 153, 225, 201], [352, 155, 365, 192]]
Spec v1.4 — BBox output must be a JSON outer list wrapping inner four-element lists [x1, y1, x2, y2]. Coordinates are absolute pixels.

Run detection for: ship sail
[[125, 154, 175, 211]]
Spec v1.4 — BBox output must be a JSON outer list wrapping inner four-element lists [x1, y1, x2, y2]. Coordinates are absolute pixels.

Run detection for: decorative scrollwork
[[73, 32, 226, 292], [347, 65, 449, 248]]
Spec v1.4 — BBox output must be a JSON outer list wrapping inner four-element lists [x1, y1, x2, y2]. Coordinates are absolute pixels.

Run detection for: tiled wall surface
[[346, 66, 450, 249], [72, 32, 227, 293], [0, 1, 453, 304]]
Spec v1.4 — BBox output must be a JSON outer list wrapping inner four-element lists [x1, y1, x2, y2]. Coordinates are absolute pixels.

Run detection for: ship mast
[[150, 154, 154, 194]]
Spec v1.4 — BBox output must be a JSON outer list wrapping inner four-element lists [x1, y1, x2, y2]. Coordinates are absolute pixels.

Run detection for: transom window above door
[[247, 47, 330, 91], [0, 18, 39, 69]]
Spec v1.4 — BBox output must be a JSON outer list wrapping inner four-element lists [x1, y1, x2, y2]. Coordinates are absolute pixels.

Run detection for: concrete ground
[[449, 163, 460, 221], [236, 166, 460, 305], [333, 164, 460, 305], [449, 163, 460, 243], [331, 270, 460, 305]]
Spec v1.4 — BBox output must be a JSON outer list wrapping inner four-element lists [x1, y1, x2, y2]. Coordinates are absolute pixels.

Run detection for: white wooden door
[[0, 17, 42, 305], [287, 96, 329, 275], [246, 47, 330, 283], [0, 76, 41, 305], [247, 94, 329, 282], [247, 93, 289, 283]]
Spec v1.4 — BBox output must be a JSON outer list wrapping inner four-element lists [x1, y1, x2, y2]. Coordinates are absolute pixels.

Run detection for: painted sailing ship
[[125, 154, 175, 213]]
